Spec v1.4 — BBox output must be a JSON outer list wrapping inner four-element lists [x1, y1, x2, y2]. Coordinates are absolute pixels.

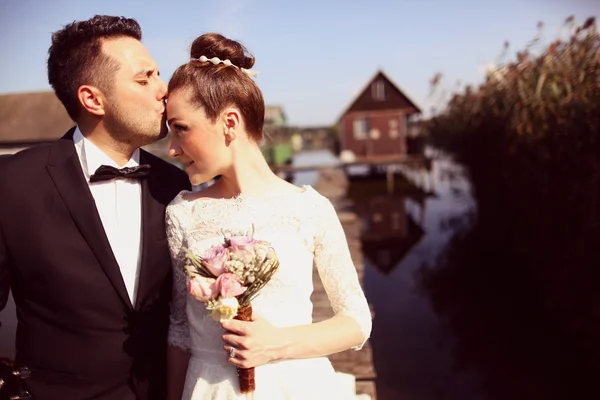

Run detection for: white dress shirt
[[73, 127, 142, 305]]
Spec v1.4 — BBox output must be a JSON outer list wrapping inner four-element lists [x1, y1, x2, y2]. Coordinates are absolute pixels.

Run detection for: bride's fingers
[[224, 345, 248, 360], [222, 333, 249, 349], [221, 319, 249, 335], [227, 353, 250, 368], [225, 346, 252, 368]]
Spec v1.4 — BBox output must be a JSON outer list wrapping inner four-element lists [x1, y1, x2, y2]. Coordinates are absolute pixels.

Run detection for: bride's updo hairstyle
[[168, 33, 265, 141]]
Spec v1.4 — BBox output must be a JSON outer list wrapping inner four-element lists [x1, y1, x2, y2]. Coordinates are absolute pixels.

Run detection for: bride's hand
[[221, 313, 286, 368]]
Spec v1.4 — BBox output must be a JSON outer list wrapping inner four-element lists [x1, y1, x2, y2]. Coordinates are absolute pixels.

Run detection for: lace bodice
[[166, 185, 372, 357]]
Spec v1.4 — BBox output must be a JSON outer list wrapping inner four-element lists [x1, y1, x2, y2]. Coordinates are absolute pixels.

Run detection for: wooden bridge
[[271, 154, 429, 173], [310, 170, 378, 399], [273, 154, 433, 194]]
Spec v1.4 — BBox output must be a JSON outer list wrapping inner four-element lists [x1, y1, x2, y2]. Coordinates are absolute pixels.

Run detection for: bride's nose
[[169, 139, 182, 158]]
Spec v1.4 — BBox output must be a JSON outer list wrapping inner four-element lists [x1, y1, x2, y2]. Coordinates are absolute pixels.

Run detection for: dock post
[[386, 166, 394, 194]]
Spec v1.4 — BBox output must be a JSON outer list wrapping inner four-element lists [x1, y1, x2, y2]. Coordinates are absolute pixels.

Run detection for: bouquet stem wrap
[[234, 304, 255, 394], [183, 228, 279, 396]]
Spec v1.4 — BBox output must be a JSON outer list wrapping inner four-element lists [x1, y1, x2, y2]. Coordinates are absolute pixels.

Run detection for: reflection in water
[[353, 150, 600, 400], [353, 192, 424, 275], [417, 159, 600, 399], [0, 293, 15, 358], [349, 156, 485, 400]]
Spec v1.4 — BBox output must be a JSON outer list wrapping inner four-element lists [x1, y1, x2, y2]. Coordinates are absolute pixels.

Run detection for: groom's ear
[[78, 85, 106, 117]]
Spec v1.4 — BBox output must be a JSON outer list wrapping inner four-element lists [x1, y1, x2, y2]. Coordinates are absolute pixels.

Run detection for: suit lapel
[[46, 129, 133, 309], [135, 151, 166, 310]]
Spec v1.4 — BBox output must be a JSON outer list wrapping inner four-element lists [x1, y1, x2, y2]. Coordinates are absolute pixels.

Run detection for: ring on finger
[[229, 346, 236, 359]]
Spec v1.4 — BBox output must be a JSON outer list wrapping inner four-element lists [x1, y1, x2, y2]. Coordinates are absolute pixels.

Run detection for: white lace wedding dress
[[166, 185, 372, 400]]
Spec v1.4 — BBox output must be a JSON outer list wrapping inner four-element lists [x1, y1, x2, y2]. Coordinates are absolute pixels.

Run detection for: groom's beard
[[104, 100, 168, 148]]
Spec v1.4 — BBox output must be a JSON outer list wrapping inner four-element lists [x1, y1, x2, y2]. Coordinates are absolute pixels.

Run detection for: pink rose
[[216, 273, 247, 298], [201, 244, 229, 276], [188, 276, 218, 302], [228, 236, 256, 251]]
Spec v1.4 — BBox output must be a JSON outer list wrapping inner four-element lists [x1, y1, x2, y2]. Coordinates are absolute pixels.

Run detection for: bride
[[165, 32, 372, 400]]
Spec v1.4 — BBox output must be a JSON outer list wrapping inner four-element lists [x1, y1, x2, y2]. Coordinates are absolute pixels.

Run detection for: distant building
[[0, 92, 294, 168], [0, 91, 74, 155], [0, 91, 176, 159], [262, 105, 293, 166], [264, 105, 287, 127], [338, 70, 421, 159], [263, 105, 290, 145], [291, 126, 338, 152]]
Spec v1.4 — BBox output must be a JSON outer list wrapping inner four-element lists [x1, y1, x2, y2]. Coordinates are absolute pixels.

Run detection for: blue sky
[[0, 0, 597, 126]]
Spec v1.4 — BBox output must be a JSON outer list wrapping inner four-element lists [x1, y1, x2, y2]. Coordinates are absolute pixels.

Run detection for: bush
[[420, 17, 600, 399]]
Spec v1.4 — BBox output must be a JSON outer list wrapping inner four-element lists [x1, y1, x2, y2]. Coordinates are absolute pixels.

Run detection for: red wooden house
[[338, 70, 421, 159]]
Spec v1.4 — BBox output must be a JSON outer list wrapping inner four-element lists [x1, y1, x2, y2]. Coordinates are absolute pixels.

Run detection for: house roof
[[264, 105, 286, 124], [338, 69, 422, 120], [0, 91, 74, 144]]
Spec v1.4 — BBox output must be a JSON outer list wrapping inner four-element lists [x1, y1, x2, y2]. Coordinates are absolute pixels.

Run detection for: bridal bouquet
[[182, 227, 279, 394]]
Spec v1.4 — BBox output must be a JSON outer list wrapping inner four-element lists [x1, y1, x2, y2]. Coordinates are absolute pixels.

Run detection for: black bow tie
[[89, 164, 151, 183]]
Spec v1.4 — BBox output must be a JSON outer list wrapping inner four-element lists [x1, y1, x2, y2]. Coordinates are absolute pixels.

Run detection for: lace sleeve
[[313, 196, 372, 350], [166, 207, 191, 351]]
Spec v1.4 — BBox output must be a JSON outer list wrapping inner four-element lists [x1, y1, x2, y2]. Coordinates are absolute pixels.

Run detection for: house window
[[372, 213, 383, 223], [372, 81, 386, 101], [353, 117, 369, 140], [388, 118, 399, 138]]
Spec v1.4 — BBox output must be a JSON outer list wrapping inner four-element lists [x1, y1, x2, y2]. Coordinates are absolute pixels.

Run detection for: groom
[[0, 15, 190, 400]]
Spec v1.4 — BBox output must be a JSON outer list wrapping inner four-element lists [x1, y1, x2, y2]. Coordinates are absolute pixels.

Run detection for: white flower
[[207, 297, 239, 322], [266, 249, 277, 261], [255, 246, 268, 262]]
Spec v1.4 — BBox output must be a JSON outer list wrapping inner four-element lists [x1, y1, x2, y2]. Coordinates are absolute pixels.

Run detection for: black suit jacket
[[0, 129, 190, 400]]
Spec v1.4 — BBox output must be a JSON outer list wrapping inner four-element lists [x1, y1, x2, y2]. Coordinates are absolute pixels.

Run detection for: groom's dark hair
[[47, 15, 142, 121]]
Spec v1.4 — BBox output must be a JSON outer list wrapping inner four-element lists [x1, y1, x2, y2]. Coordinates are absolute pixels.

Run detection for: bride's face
[[166, 90, 231, 185]]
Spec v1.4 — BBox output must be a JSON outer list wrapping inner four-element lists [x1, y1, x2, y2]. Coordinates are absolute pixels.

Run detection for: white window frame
[[353, 117, 369, 140]]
